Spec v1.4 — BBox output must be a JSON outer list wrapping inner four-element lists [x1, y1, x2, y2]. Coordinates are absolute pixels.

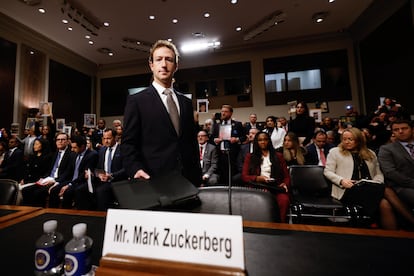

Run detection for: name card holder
[[97, 254, 246, 275]]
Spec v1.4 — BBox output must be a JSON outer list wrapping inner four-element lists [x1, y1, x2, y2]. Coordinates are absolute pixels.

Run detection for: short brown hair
[[149, 40, 179, 64]]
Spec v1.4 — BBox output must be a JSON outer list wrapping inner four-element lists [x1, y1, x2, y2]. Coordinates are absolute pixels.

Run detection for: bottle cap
[[43, 220, 58, 233], [72, 223, 87, 238]]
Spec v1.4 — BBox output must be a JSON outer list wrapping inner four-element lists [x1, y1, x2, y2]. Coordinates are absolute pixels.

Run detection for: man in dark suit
[[122, 40, 201, 186], [21, 132, 75, 207], [243, 113, 264, 134], [197, 130, 219, 186], [0, 137, 24, 181], [49, 135, 98, 209], [212, 104, 246, 184], [305, 130, 334, 166], [93, 128, 126, 210], [378, 119, 414, 209]]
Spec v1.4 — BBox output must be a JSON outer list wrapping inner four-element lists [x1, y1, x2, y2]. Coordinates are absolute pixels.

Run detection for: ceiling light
[[62, 19, 68, 24], [38, 8, 45, 13], [204, 12, 210, 18], [149, 15, 155, 20], [60, 0, 102, 36], [88, 40, 93, 45], [103, 22, 110, 27], [181, 40, 221, 53], [85, 35, 90, 39], [172, 19, 178, 24], [231, 0, 238, 4], [236, 26, 242, 32], [312, 12, 329, 23], [243, 10, 286, 41], [67, 27, 73, 31], [98, 47, 113, 55]]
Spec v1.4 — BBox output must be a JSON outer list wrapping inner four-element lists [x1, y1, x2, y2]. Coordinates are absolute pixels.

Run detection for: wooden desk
[[0, 208, 413, 276], [0, 205, 42, 226]]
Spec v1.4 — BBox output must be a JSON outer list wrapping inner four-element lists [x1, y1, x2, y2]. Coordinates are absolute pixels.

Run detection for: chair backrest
[[0, 179, 19, 205], [193, 186, 280, 222], [289, 165, 330, 196]]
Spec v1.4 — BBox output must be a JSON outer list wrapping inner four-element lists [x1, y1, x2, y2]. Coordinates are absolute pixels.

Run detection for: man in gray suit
[[197, 130, 219, 186], [378, 119, 414, 209]]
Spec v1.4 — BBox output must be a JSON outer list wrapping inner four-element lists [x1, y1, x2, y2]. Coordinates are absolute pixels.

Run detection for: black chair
[[0, 179, 19, 205], [192, 186, 280, 223], [288, 165, 358, 225]]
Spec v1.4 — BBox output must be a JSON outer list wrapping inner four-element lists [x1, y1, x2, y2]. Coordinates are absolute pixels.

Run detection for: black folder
[[111, 171, 199, 210]]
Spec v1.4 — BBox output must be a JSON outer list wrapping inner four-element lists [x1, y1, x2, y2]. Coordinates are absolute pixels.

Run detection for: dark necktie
[[50, 151, 62, 178], [72, 154, 82, 181], [406, 144, 414, 158], [199, 145, 203, 160], [163, 89, 180, 135], [107, 147, 113, 173], [319, 148, 326, 166]]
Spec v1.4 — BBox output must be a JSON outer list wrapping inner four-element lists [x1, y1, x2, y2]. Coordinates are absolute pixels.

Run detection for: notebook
[[111, 171, 199, 210]]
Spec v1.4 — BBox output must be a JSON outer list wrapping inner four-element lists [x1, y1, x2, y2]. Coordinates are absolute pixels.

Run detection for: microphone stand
[[223, 140, 232, 215]]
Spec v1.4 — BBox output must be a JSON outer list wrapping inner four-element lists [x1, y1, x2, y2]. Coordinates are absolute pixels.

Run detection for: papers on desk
[[354, 179, 382, 186]]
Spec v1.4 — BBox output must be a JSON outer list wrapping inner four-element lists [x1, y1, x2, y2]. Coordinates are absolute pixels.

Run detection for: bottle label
[[35, 244, 64, 272], [64, 249, 92, 276]]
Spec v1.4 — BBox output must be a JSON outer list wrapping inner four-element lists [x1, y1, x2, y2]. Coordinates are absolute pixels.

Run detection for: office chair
[[193, 186, 280, 223], [288, 165, 358, 225], [0, 179, 19, 205]]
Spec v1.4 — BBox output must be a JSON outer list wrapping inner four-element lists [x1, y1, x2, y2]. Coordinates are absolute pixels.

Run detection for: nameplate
[[102, 209, 245, 270]]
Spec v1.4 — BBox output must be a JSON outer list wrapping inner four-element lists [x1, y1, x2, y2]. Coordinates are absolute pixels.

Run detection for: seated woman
[[276, 131, 307, 167], [241, 131, 291, 222], [324, 127, 414, 230]]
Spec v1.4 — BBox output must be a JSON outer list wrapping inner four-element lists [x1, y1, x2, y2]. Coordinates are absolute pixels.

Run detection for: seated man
[[49, 135, 98, 209], [0, 137, 24, 182], [378, 119, 414, 210], [198, 130, 219, 186], [305, 130, 334, 166], [92, 129, 126, 210]]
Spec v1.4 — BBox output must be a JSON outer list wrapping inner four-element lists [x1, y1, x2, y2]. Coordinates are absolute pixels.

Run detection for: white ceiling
[[0, 0, 374, 65]]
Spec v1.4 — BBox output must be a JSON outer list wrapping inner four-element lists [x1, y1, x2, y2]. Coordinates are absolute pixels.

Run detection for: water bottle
[[34, 220, 65, 275], [64, 223, 93, 276]]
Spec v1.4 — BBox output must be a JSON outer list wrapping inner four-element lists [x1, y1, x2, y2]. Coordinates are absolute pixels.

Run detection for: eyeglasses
[[56, 138, 67, 141]]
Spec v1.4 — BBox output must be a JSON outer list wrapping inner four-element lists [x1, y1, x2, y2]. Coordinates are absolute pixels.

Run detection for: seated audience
[[198, 130, 219, 186], [378, 119, 414, 210], [21, 138, 53, 184], [92, 129, 126, 211], [0, 137, 24, 181], [276, 132, 307, 167], [305, 130, 334, 166], [263, 115, 286, 149], [49, 135, 98, 209], [241, 131, 290, 222], [324, 127, 414, 230], [233, 128, 260, 185]]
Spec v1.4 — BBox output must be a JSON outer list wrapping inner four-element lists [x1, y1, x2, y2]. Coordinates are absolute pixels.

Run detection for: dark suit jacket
[[378, 141, 414, 190], [51, 148, 76, 184], [0, 147, 24, 181], [122, 85, 201, 185], [305, 143, 334, 165], [237, 143, 252, 173], [97, 145, 126, 181], [201, 143, 218, 176]]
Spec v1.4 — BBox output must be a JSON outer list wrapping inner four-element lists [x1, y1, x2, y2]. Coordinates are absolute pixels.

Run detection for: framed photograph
[[63, 126, 72, 137], [11, 123, 19, 136], [315, 101, 329, 113], [287, 100, 297, 114], [56, 118, 65, 131], [309, 108, 322, 123], [25, 118, 36, 130], [197, 99, 208, 113], [39, 102, 52, 117], [84, 114, 96, 128]]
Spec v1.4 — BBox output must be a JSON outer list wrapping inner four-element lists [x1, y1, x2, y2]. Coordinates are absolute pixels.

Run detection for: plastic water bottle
[[34, 220, 65, 275], [64, 223, 94, 276]]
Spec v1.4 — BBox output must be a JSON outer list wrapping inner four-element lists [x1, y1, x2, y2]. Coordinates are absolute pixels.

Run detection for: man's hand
[[134, 169, 150, 180]]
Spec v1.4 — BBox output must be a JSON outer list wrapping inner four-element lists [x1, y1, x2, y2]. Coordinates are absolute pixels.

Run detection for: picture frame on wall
[[56, 118, 65, 131], [39, 102, 52, 117], [309, 108, 322, 123], [11, 123, 19, 136], [63, 126, 72, 137], [315, 101, 329, 113], [197, 99, 208, 113], [84, 114, 96, 128]]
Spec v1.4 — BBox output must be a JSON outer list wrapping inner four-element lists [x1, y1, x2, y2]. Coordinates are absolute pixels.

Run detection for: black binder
[[111, 171, 199, 210]]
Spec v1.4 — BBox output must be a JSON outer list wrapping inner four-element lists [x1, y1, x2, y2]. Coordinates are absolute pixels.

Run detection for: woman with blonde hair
[[276, 131, 307, 167], [324, 127, 414, 230]]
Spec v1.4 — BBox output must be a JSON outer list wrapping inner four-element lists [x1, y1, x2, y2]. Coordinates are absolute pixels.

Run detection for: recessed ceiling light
[[172, 18, 178, 24], [204, 12, 210, 18], [85, 35, 91, 39], [67, 27, 73, 31], [103, 22, 110, 27], [312, 12, 329, 23], [167, 38, 173, 42], [62, 19, 68, 24], [29, 50, 35, 55], [231, 0, 238, 4], [38, 8, 46, 14], [236, 26, 242, 32], [108, 52, 114, 56], [149, 15, 155, 20], [88, 41, 94, 45]]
